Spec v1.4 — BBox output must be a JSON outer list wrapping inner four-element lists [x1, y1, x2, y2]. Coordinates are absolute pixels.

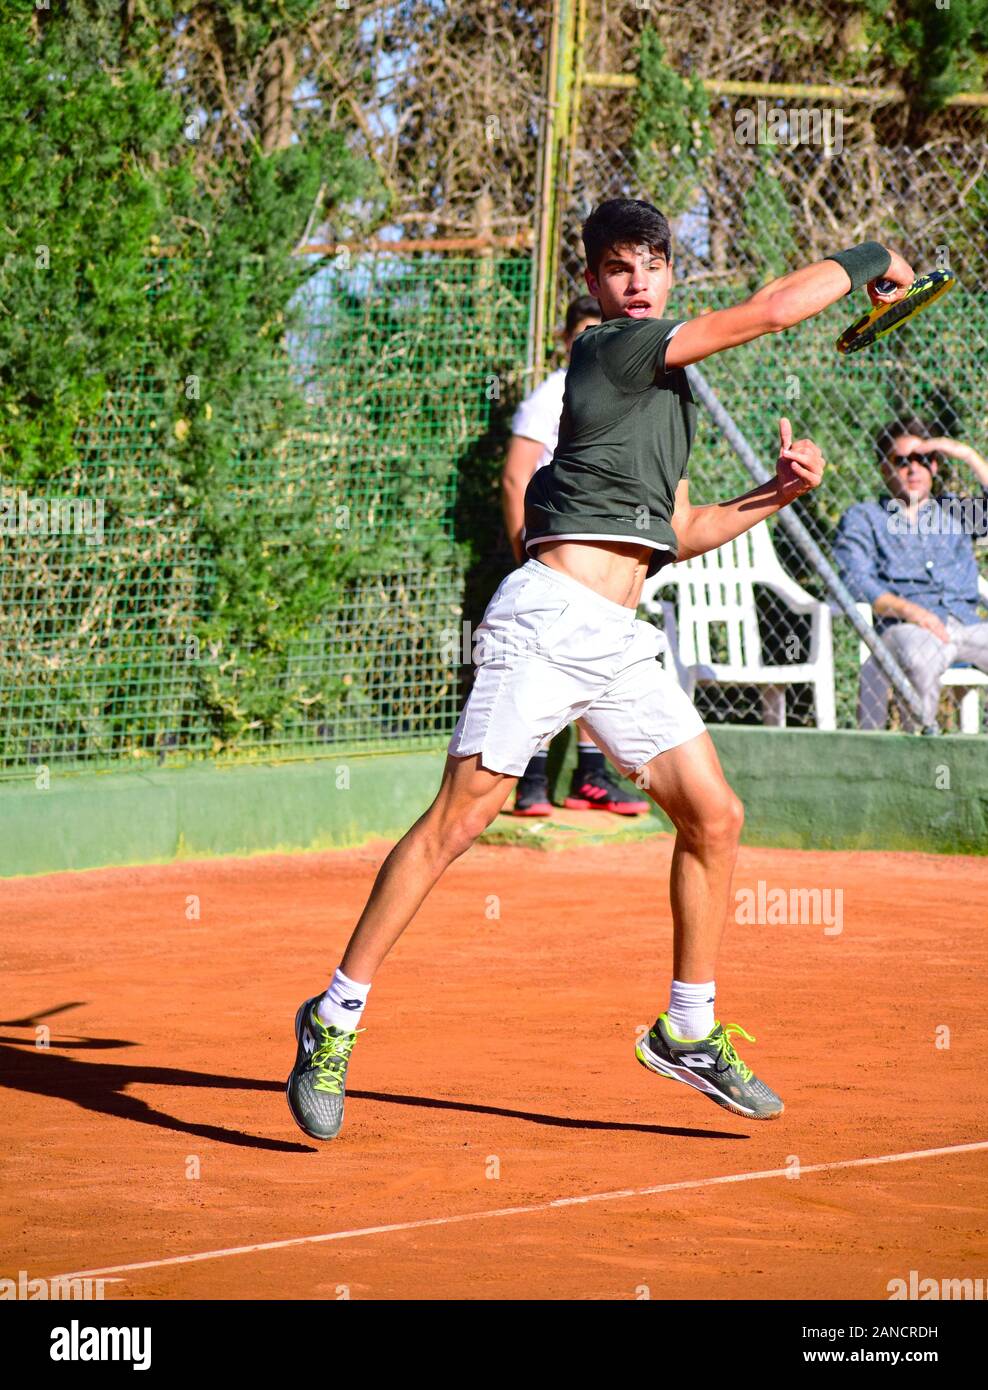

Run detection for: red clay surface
[[2, 835, 986, 1301]]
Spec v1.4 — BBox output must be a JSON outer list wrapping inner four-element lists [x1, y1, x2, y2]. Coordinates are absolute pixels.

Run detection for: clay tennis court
[[3, 832, 986, 1301]]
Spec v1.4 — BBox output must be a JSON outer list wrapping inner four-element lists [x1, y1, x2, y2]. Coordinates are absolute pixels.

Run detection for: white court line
[[44, 1139, 988, 1285]]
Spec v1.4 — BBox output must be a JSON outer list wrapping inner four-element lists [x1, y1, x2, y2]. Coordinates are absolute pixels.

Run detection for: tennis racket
[[835, 269, 956, 355]]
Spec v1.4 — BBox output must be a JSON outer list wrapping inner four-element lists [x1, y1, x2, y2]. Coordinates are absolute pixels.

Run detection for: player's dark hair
[[874, 416, 930, 465], [582, 199, 672, 277], [563, 294, 601, 336]]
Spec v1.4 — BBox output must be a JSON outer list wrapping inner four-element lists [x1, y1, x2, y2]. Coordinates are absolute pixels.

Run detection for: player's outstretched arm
[[671, 417, 825, 562], [664, 244, 914, 370]]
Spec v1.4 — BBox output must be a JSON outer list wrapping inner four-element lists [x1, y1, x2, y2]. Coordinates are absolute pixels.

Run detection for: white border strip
[[43, 1139, 988, 1285]]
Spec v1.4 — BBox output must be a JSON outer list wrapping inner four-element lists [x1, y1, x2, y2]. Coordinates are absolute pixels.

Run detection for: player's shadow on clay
[[0, 1004, 313, 1154], [349, 1090, 745, 1141]]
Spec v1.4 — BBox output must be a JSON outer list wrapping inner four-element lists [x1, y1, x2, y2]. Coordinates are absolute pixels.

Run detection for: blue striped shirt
[[832, 492, 988, 626]]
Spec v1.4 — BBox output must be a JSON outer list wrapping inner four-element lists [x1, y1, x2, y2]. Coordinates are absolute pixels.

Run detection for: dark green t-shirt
[[523, 316, 696, 578]]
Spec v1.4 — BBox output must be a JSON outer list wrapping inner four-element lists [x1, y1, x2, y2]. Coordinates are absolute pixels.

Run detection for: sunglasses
[[891, 452, 937, 469]]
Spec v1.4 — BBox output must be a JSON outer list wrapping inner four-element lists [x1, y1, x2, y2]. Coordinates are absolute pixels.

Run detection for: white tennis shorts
[[447, 558, 705, 776]]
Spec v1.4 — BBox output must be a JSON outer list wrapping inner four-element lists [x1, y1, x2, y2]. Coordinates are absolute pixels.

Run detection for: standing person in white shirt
[[501, 295, 651, 818]]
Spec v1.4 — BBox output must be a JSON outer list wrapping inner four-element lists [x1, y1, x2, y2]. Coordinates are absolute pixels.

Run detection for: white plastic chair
[[638, 520, 836, 729], [855, 575, 988, 734]]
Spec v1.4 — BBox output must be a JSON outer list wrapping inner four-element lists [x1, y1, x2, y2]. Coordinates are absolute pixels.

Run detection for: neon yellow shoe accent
[[660, 1013, 756, 1082], [714, 1023, 756, 1082], [309, 1013, 364, 1095]]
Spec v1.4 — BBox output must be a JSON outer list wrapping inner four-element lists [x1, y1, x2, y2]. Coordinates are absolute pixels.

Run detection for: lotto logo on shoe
[[680, 1052, 715, 1067]]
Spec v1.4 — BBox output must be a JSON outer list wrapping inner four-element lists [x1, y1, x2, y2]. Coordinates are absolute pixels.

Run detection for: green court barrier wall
[[0, 728, 985, 878]]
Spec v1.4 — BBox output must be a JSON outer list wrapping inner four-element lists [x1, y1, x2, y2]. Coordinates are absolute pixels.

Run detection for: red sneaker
[[563, 769, 649, 815]]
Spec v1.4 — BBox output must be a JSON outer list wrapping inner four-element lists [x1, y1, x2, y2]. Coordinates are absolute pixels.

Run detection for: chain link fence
[[0, 254, 530, 777], [558, 88, 988, 733], [5, 18, 988, 776]]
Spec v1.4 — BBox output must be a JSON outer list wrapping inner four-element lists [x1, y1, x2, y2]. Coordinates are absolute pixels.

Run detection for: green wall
[[0, 728, 985, 878]]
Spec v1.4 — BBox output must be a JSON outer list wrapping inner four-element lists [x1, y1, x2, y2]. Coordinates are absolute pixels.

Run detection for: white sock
[[317, 967, 371, 1032], [666, 980, 715, 1041]]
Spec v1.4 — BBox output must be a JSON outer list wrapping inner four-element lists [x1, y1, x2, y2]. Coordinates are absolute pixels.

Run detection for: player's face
[[584, 242, 673, 321], [882, 438, 937, 503]]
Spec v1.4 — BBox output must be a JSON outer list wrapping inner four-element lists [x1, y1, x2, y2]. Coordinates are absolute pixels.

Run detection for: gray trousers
[[859, 617, 988, 731]]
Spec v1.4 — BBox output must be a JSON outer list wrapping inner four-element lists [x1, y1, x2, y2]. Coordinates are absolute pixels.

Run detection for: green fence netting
[[0, 255, 531, 777]]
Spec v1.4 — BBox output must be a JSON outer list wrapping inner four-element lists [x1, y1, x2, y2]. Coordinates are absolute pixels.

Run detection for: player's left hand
[[775, 416, 826, 504]]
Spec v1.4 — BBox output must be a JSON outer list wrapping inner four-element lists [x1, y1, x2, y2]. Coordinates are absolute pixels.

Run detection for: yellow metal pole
[[582, 73, 988, 107], [530, 0, 563, 386], [541, 0, 577, 382], [562, 0, 587, 230]]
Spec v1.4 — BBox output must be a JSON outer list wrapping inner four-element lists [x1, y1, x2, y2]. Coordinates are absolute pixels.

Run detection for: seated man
[[833, 416, 988, 730]]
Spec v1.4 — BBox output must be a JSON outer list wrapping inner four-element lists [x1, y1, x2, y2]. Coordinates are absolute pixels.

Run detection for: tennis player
[[289, 198, 913, 1138], [503, 292, 650, 817]]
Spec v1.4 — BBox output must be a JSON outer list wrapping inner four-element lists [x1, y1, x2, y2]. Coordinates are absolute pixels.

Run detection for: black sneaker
[[512, 773, 553, 816]]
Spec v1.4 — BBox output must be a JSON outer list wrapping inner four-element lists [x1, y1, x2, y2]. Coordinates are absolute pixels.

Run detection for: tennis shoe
[[564, 768, 649, 815], [636, 1013, 784, 1119], [512, 772, 553, 816], [287, 995, 361, 1140]]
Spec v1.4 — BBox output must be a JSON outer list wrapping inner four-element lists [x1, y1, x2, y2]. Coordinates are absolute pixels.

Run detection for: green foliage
[[631, 26, 712, 218], [861, 0, 988, 111], [151, 132, 377, 740], [0, 8, 188, 478], [0, 2, 389, 752], [205, 1, 322, 55], [736, 147, 802, 289]]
